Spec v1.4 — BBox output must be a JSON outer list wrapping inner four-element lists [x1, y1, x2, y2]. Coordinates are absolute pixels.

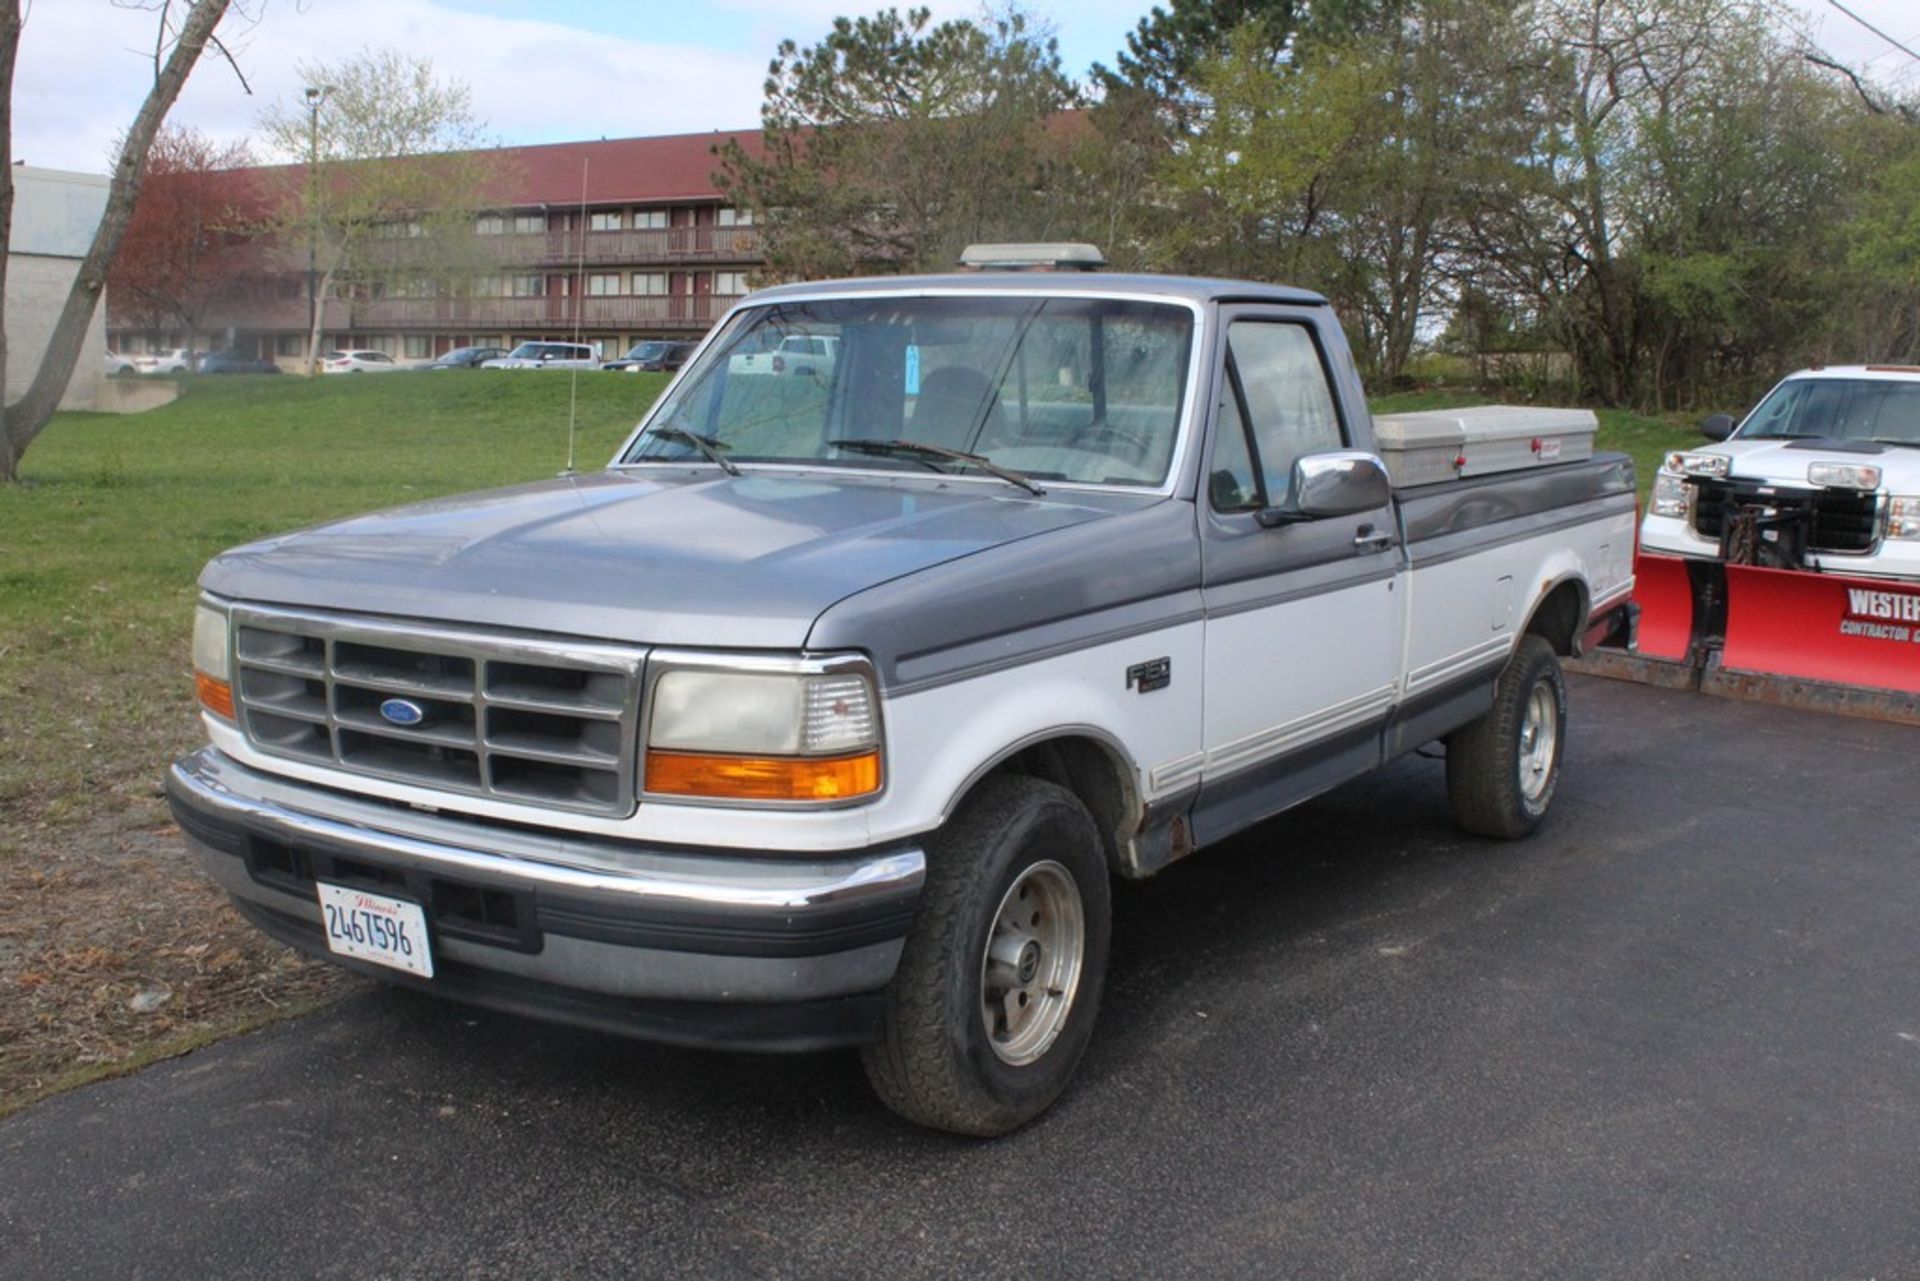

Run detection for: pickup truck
[[726, 332, 839, 379], [1641, 365, 1920, 579], [168, 256, 1636, 1135]]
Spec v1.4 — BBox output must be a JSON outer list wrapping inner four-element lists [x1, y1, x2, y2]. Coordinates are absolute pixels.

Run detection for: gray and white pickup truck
[[168, 254, 1635, 1135]]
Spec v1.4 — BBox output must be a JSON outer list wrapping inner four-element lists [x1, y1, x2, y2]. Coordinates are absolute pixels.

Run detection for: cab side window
[[1210, 321, 1346, 512]]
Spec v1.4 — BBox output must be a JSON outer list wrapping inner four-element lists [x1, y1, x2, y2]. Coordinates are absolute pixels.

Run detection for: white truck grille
[[229, 607, 645, 817]]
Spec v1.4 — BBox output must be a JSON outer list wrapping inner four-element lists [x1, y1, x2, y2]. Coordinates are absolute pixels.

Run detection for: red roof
[[481, 129, 765, 206], [235, 128, 767, 211]]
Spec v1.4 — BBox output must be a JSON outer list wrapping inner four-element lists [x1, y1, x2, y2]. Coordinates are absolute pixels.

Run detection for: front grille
[[230, 607, 645, 817], [1689, 480, 1881, 554]]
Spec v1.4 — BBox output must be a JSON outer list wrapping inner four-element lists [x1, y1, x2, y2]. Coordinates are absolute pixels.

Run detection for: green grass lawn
[[0, 371, 665, 828]]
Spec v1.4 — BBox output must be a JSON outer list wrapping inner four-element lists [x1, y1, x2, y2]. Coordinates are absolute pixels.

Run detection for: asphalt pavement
[[3, 675, 1917, 1279]]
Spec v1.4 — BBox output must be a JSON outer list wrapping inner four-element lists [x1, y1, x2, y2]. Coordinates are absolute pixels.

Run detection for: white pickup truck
[[168, 252, 1635, 1135], [726, 332, 839, 379], [1641, 365, 1920, 578]]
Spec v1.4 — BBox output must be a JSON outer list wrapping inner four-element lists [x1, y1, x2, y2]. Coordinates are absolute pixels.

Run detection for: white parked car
[[727, 333, 839, 379], [321, 350, 401, 374], [104, 351, 136, 376], [481, 342, 600, 370], [1641, 365, 1920, 579], [134, 348, 196, 375]]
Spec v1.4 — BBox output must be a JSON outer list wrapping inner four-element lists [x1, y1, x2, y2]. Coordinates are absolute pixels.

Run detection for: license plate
[[316, 882, 433, 978]]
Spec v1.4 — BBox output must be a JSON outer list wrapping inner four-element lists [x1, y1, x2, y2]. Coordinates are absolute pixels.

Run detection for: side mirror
[[1257, 451, 1392, 527], [1700, 413, 1735, 441]]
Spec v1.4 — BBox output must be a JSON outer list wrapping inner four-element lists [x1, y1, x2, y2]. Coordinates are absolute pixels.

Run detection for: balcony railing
[[357, 225, 762, 269], [352, 294, 745, 331]]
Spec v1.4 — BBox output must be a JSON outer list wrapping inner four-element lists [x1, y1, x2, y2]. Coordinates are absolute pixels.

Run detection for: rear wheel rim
[[1517, 681, 1559, 803], [980, 860, 1085, 1067]]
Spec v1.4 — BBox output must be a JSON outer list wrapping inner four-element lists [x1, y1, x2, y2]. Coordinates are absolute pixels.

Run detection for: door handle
[[1353, 524, 1394, 554]]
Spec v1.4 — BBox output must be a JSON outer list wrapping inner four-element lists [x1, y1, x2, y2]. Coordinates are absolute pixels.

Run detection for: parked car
[[727, 333, 838, 379], [481, 341, 599, 370], [1641, 365, 1920, 580], [104, 351, 136, 376], [169, 247, 1634, 1136], [322, 349, 401, 374], [418, 346, 508, 371], [602, 340, 697, 374], [134, 348, 197, 375], [197, 350, 281, 375]]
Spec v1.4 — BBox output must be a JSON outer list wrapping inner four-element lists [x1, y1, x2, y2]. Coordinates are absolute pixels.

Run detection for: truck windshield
[[1741, 378, 1920, 446], [621, 295, 1196, 487]]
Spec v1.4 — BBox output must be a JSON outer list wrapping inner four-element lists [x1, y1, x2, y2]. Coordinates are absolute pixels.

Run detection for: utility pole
[[304, 84, 333, 375]]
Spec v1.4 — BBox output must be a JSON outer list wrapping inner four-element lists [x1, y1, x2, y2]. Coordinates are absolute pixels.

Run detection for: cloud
[[15, 0, 770, 173]]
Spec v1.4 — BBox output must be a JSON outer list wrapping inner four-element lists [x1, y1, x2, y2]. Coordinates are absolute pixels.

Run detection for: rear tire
[[1446, 635, 1567, 839], [862, 775, 1111, 1136]]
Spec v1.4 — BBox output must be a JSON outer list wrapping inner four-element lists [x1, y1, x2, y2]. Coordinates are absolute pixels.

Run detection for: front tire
[[1446, 635, 1567, 839], [862, 775, 1111, 1136]]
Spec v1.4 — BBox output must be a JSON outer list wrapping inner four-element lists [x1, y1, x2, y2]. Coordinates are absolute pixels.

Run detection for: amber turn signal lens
[[195, 671, 236, 720], [645, 749, 881, 801]]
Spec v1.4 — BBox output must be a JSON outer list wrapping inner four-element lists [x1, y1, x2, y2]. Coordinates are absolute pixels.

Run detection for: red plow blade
[[1630, 551, 1696, 662], [1720, 565, 1920, 695]]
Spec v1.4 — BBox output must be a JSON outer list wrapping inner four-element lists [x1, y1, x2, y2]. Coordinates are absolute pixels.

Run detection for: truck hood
[[1716, 437, 1920, 490], [200, 469, 1132, 649]]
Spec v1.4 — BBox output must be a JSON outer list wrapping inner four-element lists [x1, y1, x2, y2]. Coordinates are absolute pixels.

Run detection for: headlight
[[1650, 473, 1690, 518], [1808, 461, 1882, 490], [192, 603, 235, 719], [1890, 496, 1920, 541], [645, 660, 882, 803], [1663, 451, 1729, 478]]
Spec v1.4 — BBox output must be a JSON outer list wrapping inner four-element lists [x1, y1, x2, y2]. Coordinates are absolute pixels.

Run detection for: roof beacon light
[[958, 242, 1107, 272]]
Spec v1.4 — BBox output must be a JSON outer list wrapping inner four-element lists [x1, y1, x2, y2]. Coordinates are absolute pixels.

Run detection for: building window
[[632, 272, 668, 296], [472, 276, 505, 297], [714, 271, 749, 296], [475, 214, 505, 236], [589, 211, 624, 232], [275, 333, 304, 356], [587, 273, 623, 296], [717, 207, 754, 227], [633, 208, 668, 230], [513, 213, 544, 234], [404, 335, 433, 359], [510, 274, 543, 298]]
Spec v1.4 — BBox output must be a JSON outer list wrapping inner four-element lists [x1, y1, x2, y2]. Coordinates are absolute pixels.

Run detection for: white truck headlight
[[192, 603, 235, 719], [1663, 451, 1729, 478], [645, 662, 882, 802], [1650, 473, 1690, 518], [1890, 497, 1920, 541], [1808, 461, 1881, 490]]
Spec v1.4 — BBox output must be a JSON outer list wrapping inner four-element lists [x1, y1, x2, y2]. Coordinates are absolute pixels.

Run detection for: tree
[[107, 125, 261, 344], [0, 0, 239, 483], [256, 50, 496, 374], [718, 6, 1076, 280]]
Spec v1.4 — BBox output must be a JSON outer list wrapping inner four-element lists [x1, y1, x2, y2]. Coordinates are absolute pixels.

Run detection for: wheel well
[[977, 735, 1138, 875], [1525, 579, 1587, 655]]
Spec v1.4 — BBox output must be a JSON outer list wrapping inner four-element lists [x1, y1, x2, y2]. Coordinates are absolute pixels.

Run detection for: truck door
[[1192, 311, 1404, 844]]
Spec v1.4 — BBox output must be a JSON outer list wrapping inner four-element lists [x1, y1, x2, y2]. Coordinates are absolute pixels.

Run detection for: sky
[[15, 0, 1920, 174]]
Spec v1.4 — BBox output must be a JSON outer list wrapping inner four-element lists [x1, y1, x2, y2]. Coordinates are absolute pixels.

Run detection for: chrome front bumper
[[167, 748, 925, 1048]]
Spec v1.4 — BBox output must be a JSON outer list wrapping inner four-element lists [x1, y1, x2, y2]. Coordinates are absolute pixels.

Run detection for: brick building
[[107, 129, 766, 365]]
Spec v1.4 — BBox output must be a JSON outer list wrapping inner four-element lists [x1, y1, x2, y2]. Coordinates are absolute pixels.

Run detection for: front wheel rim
[[980, 860, 1085, 1067], [1517, 681, 1559, 803]]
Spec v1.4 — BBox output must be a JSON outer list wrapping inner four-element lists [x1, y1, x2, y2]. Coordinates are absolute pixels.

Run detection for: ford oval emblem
[[379, 698, 426, 727]]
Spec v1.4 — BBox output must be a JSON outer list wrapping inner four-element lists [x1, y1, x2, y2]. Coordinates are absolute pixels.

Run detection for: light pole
[[304, 85, 334, 375]]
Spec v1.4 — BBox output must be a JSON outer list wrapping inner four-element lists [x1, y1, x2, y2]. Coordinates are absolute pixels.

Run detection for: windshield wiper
[[827, 438, 1045, 496], [647, 426, 740, 477], [1867, 437, 1920, 449]]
